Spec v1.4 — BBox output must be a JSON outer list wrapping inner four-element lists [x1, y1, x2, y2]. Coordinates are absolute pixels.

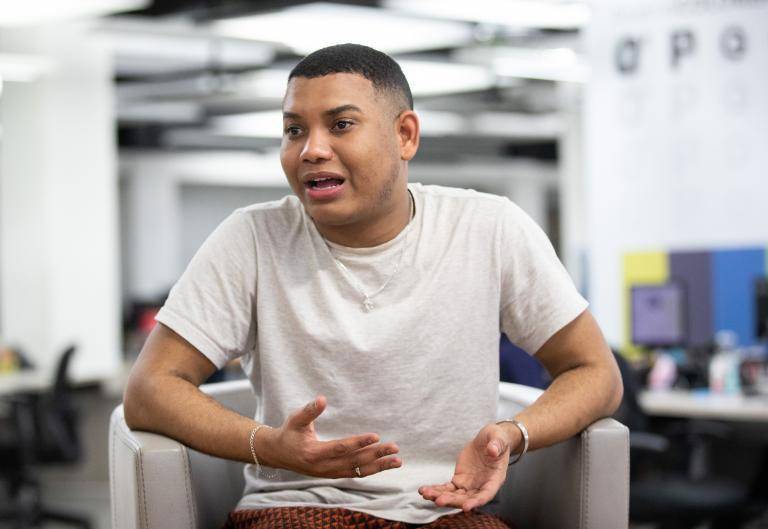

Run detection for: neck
[[316, 189, 413, 248]]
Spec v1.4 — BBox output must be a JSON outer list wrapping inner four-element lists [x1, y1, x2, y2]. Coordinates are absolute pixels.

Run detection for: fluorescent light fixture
[[214, 2, 475, 55], [457, 46, 587, 82], [400, 61, 495, 97], [469, 112, 563, 139], [96, 18, 276, 76], [229, 61, 494, 102], [0, 53, 54, 82], [210, 110, 283, 138], [233, 69, 292, 100], [117, 101, 202, 123], [415, 110, 466, 136], [111, 36, 275, 76], [492, 47, 588, 83], [0, 0, 148, 27], [384, 0, 590, 30]]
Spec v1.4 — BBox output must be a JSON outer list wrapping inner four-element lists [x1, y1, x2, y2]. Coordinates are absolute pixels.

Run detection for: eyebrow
[[282, 104, 363, 120]]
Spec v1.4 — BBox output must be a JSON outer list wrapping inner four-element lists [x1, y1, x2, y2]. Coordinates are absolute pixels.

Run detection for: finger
[[343, 442, 400, 465], [287, 395, 327, 428], [486, 437, 507, 458], [344, 456, 402, 478], [418, 482, 456, 499], [433, 492, 469, 509], [418, 482, 454, 496], [319, 441, 399, 477], [314, 435, 386, 460], [460, 488, 497, 512]]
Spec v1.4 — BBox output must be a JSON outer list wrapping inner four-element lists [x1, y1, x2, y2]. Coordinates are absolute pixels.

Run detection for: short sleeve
[[499, 200, 588, 355], [155, 210, 257, 369]]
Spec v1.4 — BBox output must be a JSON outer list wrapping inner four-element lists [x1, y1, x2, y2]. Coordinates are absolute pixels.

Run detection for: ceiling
[[102, 0, 587, 159]]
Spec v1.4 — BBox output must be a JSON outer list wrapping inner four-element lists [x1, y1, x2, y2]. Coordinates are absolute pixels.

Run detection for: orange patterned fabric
[[222, 507, 516, 529]]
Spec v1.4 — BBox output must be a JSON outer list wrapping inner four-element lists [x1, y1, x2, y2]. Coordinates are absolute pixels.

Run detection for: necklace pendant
[[362, 298, 375, 312]]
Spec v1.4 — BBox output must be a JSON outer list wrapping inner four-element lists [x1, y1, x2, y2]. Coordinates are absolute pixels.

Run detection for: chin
[[305, 203, 355, 227]]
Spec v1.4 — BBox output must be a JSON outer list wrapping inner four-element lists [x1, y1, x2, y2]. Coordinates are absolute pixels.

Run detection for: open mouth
[[305, 176, 345, 189]]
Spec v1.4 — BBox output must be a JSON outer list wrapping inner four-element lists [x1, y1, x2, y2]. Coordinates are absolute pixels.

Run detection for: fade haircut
[[287, 43, 413, 116]]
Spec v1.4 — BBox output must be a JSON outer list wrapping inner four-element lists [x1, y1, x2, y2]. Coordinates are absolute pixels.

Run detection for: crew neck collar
[[320, 186, 418, 256]]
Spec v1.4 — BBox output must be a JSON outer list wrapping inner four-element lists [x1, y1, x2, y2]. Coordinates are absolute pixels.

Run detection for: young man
[[123, 44, 623, 529]]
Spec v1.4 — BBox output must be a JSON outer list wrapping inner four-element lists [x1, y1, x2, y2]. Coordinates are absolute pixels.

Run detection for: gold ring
[[354, 466, 362, 477]]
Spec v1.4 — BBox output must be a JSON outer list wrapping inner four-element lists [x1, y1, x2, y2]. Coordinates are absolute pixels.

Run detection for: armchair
[[109, 380, 628, 529]]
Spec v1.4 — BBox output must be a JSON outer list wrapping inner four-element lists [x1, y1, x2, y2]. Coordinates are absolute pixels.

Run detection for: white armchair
[[109, 380, 628, 529]]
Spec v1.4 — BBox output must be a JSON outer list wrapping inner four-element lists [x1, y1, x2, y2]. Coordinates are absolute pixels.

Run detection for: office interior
[[1, 0, 767, 528]]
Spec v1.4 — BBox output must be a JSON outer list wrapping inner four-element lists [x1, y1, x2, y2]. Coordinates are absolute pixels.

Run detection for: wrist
[[498, 422, 523, 454], [251, 424, 278, 468], [495, 418, 530, 464]]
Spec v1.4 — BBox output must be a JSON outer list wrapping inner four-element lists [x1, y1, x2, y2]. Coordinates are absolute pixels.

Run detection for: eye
[[284, 125, 303, 138], [332, 119, 354, 132]]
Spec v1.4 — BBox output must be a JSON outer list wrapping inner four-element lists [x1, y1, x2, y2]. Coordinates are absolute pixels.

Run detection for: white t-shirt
[[156, 183, 588, 524]]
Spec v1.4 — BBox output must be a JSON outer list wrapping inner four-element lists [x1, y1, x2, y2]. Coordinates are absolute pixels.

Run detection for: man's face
[[280, 73, 406, 232]]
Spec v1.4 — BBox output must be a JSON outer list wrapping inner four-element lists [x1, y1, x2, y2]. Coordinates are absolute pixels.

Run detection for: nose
[[300, 129, 333, 163]]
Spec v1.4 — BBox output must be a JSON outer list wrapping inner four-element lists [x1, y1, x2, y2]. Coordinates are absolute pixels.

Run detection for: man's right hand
[[256, 395, 402, 479]]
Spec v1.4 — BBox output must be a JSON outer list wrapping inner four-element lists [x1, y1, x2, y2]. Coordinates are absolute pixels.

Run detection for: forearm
[[123, 372, 258, 464], [506, 362, 623, 452]]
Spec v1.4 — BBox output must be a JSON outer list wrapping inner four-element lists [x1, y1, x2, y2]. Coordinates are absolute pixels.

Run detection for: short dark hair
[[288, 43, 413, 114]]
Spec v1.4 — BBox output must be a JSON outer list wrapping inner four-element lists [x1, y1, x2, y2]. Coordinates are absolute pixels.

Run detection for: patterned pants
[[222, 507, 516, 529]]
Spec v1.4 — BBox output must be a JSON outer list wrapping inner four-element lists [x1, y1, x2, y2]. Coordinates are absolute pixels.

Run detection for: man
[[123, 43, 623, 529]]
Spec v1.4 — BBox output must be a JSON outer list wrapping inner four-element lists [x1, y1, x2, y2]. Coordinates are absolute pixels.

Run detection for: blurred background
[[0, 0, 767, 527]]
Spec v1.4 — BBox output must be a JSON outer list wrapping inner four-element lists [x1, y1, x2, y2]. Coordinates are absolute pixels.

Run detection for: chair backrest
[[611, 350, 649, 432], [51, 344, 77, 398], [36, 345, 80, 462]]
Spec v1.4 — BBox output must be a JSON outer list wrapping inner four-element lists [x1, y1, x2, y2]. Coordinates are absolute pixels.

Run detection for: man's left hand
[[418, 422, 519, 512]]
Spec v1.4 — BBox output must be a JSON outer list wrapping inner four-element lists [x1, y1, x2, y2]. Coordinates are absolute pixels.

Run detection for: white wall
[[120, 151, 558, 303], [0, 23, 120, 380], [119, 150, 289, 301], [179, 184, 290, 269], [584, 0, 768, 344]]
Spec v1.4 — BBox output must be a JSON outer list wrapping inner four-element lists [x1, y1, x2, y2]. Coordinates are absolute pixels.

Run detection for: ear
[[395, 110, 420, 161]]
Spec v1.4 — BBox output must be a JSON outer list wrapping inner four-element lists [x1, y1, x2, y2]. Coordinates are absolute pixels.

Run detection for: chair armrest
[[109, 405, 198, 529], [109, 379, 255, 529], [494, 383, 629, 529]]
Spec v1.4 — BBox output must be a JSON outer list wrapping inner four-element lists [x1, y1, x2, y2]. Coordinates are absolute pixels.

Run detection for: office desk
[[639, 389, 768, 422]]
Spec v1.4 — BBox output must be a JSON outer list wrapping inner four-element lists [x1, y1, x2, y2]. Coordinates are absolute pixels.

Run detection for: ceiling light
[[400, 61, 495, 97], [230, 61, 495, 101], [0, 0, 148, 27], [384, 0, 590, 31], [492, 47, 588, 82], [214, 2, 475, 55], [96, 18, 276, 77], [117, 101, 202, 124], [210, 110, 282, 138]]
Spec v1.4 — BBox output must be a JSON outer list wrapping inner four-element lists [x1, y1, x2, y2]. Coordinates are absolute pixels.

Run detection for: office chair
[[612, 350, 753, 529], [110, 379, 630, 529], [0, 345, 92, 529]]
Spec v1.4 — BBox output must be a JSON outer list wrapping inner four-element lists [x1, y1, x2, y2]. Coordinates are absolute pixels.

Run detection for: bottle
[[710, 330, 741, 395]]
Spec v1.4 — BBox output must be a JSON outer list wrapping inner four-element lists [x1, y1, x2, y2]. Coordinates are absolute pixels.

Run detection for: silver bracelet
[[496, 419, 530, 466]]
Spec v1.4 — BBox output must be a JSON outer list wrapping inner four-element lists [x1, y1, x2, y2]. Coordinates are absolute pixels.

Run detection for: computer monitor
[[756, 277, 768, 341], [631, 282, 687, 348]]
